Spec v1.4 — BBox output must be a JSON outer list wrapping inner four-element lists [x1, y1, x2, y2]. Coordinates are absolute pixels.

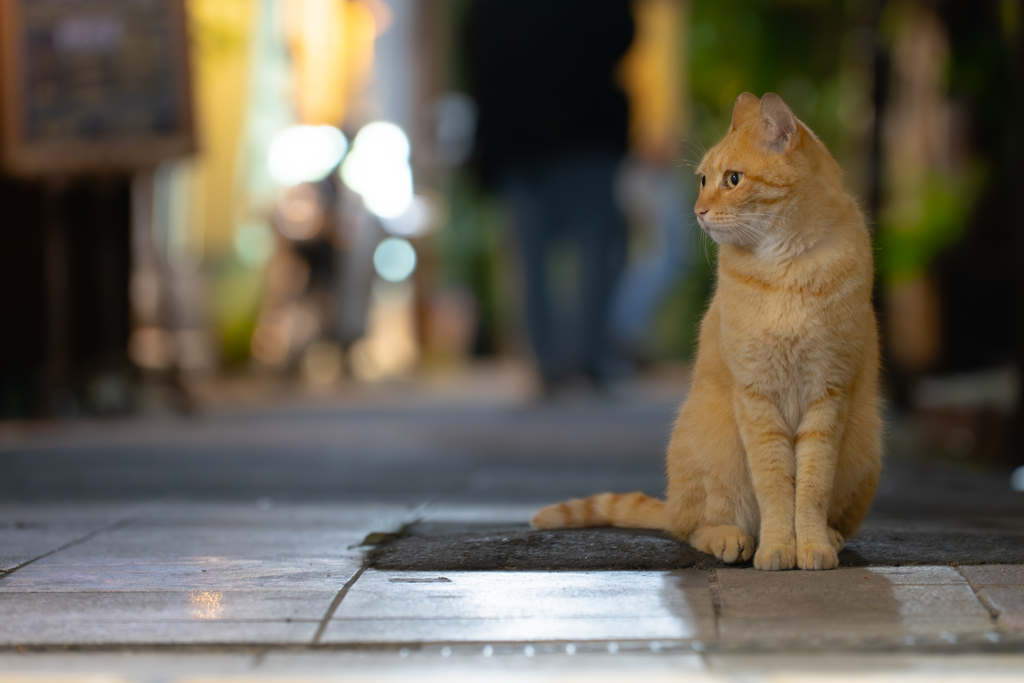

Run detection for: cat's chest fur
[[716, 256, 867, 431]]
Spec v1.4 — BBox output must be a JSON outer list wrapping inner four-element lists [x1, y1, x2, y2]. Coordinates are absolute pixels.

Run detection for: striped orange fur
[[532, 93, 882, 571]]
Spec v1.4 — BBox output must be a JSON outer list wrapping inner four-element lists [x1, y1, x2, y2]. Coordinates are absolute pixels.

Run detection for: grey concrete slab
[[0, 619, 318, 645], [716, 567, 990, 622], [129, 501, 418, 531], [35, 524, 368, 561], [0, 590, 336, 624], [960, 565, 1024, 586], [335, 570, 712, 620], [0, 653, 258, 681], [258, 651, 708, 677], [321, 570, 715, 644], [714, 566, 993, 643], [0, 651, 708, 681], [866, 566, 970, 584], [0, 503, 149, 571], [715, 566, 968, 591], [0, 502, 143, 526], [976, 587, 1024, 629], [718, 616, 993, 642], [893, 584, 994, 618], [945, 566, 1024, 630], [706, 652, 1024, 677], [0, 528, 101, 571], [0, 557, 359, 592], [321, 616, 709, 644]]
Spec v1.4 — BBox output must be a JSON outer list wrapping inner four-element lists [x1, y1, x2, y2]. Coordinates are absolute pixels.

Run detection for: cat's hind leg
[[689, 525, 754, 563]]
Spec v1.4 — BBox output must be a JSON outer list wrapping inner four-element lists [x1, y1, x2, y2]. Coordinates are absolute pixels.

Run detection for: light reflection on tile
[[0, 557, 360, 592], [189, 591, 225, 620], [0, 590, 337, 625], [322, 570, 714, 644]]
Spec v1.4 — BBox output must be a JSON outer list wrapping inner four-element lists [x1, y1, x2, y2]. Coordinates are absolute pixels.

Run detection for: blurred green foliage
[[877, 166, 982, 286], [688, 0, 869, 160], [652, 0, 875, 361]]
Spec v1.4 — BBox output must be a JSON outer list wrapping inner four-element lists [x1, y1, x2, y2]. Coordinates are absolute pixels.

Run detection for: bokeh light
[[267, 125, 348, 187], [373, 237, 417, 282], [340, 121, 414, 219], [275, 183, 326, 240]]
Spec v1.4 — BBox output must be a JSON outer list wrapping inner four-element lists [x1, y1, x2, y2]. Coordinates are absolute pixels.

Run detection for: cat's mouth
[[697, 216, 725, 241]]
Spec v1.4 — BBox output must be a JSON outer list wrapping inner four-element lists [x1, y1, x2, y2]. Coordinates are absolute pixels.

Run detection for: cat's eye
[[725, 171, 743, 188], [700, 175, 706, 188]]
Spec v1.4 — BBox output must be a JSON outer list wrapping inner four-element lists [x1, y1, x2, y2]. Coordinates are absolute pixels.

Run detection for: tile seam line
[[707, 568, 722, 641], [956, 565, 1002, 625], [0, 499, 162, 581], [312, 562, 368, 644]]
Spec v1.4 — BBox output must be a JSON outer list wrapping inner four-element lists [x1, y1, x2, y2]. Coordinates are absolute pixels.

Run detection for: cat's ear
[[730, 92, 760, 131], [759, 93, 798, 153]]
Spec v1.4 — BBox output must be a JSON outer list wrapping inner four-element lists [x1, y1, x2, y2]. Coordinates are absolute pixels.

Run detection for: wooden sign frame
[[0, 0, 195, 176]]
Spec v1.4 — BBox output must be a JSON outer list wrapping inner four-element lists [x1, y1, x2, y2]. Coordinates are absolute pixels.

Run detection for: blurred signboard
[[0, 0, 194, 176]]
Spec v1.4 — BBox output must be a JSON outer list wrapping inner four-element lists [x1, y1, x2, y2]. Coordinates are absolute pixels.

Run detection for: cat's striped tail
[[530, 492, 666, 530]]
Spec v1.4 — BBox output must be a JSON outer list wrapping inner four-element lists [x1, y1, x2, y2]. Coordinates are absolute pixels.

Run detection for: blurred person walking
[[463, 0, 635, 395]]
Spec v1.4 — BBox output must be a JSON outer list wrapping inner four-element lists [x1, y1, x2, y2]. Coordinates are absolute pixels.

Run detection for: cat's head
[[694, 92, 841, 252]]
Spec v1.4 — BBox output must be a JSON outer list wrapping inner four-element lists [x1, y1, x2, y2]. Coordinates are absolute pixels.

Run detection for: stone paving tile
[[715, 565, 993, 642], [130, 502, 417, 531], [0, 503, 148, 572], [36, 524, 368, 561], [0, 620, 318, 645], [0, 590, 336, 623], [0, 653, 258, 680], [717, 582, 988, 621], [718, 615, 993, 642], [975, 587, 1024, 628], [321, 570, 715, 644], [938, 566, 1024, 630], [321, 616, 707, 644], [706, 652, 1024, 677], [257, 650, 708, 675], [0, 528, 99, 572], [336, 570, 712, 620], [0, 557, 359, 592], [959, 565, 1024, 586], [715, 566, 967, 589], [0, 503, 143, 526]]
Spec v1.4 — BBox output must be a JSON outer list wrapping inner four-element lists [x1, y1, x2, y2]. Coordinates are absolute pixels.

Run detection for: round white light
[[372, 237, 417, 282], [268, 126, 347, 186], [340, 121, 414, 219], [353, 121, 410, 161], [1011, 466, 1024, 492]]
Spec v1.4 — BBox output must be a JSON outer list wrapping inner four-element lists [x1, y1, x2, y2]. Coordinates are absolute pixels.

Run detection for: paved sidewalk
[[2, 502, 1023, 654], [2, 373, 1024, 678]]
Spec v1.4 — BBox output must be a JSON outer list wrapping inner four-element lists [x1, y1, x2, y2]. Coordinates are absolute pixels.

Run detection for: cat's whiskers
[[689, 214, 714, 267]]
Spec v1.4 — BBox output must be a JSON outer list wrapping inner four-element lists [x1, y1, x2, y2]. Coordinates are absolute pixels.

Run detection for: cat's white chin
[[704, 225, 753, 249]]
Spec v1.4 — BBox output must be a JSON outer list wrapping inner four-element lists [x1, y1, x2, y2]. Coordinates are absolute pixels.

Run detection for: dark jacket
[[463, 0, 635, 188]]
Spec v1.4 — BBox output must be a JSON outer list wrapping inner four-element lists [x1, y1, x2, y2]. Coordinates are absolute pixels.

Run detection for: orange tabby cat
[[532, 92, 881, 571]]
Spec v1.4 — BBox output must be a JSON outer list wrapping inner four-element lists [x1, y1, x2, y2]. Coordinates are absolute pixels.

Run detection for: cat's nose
[[697, 207, 709, 218]]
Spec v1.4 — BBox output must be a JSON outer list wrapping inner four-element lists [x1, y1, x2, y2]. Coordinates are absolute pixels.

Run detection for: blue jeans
[[501, 150, 627, 385]]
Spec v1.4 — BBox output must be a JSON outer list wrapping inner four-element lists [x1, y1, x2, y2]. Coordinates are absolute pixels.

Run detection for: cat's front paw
[[753, 543, 796, 571], [797, 543, 839, 570], [690, 525, 754, 563]]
